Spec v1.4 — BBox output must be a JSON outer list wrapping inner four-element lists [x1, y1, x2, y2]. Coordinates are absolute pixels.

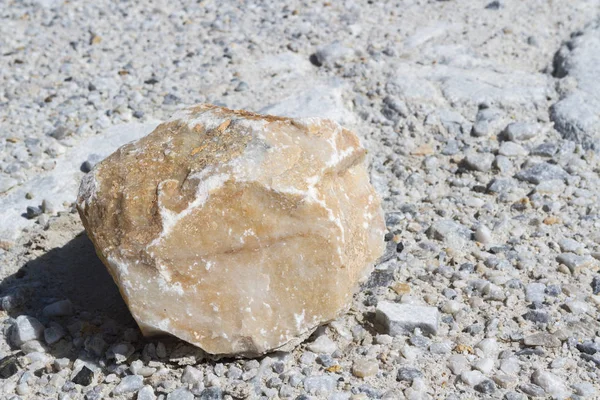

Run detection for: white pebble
[[531, 369, 571, 399], [307, 335, 337, 354], [11, 316, 44, 346], [474, 224, 492, 244], [376, 301, 439, 336], [475, 338, 498, 357], [460, 370, 485, 386], [473, 358, 495, 374], [137, 385, 157, 400], [181, 365, 203, 384]]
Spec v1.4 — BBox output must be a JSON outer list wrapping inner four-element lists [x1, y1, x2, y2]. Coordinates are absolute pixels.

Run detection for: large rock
[[77, 104, 385, 357]]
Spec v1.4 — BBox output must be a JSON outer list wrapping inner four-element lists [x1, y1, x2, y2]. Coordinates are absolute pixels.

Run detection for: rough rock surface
[[77, 104, 385, 356], [551, 19, 600, 150]]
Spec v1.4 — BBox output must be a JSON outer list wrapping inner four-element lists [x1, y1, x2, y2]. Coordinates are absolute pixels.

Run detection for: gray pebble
[[396, 367, 423, 382], [25, 206, 42, 219], [504, 122, 540, 141], [43, 299, 73, 317], [516, 162, 569, 184], [474, 379, 496, 394], [531, 142, 558, 157], [80, 154, 104, 173], [523, 333, 561, 348], [234, 81, 249, 92], [198, 387, 222, 400], [463, 152, 495, 172]]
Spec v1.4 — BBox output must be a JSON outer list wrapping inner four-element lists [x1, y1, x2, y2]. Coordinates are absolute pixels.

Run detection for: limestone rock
[[77, 104, 385, 357]]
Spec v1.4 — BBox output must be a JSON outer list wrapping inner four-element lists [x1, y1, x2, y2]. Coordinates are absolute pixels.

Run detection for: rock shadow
[[0, 231, 137, 358]]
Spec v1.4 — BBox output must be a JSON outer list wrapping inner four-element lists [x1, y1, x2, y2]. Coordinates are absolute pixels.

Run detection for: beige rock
[[77, 104, 385, 357], [352, 359, 379, 378]]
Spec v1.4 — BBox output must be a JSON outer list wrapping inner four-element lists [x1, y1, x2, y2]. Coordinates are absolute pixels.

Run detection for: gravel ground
[[2, 0, 600, 399]]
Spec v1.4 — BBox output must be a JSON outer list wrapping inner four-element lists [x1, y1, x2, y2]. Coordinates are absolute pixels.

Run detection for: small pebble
[[352, 360, 379, 378]]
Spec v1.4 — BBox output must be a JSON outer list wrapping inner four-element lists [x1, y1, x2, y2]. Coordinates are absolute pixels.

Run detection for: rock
[[112, 375, 144, 395], [181, 366, 203, 385], [0, 355, 18, 379], [572, 382, 596, 398], [137, 385, 156, 400], [515, 163, 569, 184], [503, 122, 540, 141], [310, 42, 355, 67], [531, 142, 559, 157], [463, 152, 495, 172], [592, 276, 600, 295], [129, 360, 156, 377], [493, 374, 517, 389], [475, 379, 496, 394], [72, 366, 94, 386], [523, 333, 561, 348], [107, 343, 135, 364], [442, 140, 460, 155], [427, 220, 472, 249], [525, 283, 546, 303], [41, 198, 57, 214], [303, 375, 337, 394], [396, 367, 423, 382], [20, 340, 46, 354], [447, 355, 470, 375], [498, 142, 528, 157], [234, 81, 249, 92], [461, 370, 485, 386], [531, 370, 570, 399], [523, 310, 549, 324], [307, 336, 337, 354], [519, 383, 546, 397], [556, 253, 594, 273], [558, 238, 583, 253], [80, 154, 104, 173], [375, 301, 439, 336], [300, 351, 317, 365], [54, 358, 70, 371], [564, 300, 589, 314], [77, 105, 385, 357], [487, 178, 515, 194], [167, 388, 194, 400], [198, 387, 223, 400], [475, 338, 498, 357], [474, 225, 492, 244], [381, 96, 408, 121], [11, 315, 44, 346], [43, 299, 73, 317], [472, 108, 505, 137], [25, 205, 42, 219], [352, 360, 379, 378], [473, 358, 494, 374]]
